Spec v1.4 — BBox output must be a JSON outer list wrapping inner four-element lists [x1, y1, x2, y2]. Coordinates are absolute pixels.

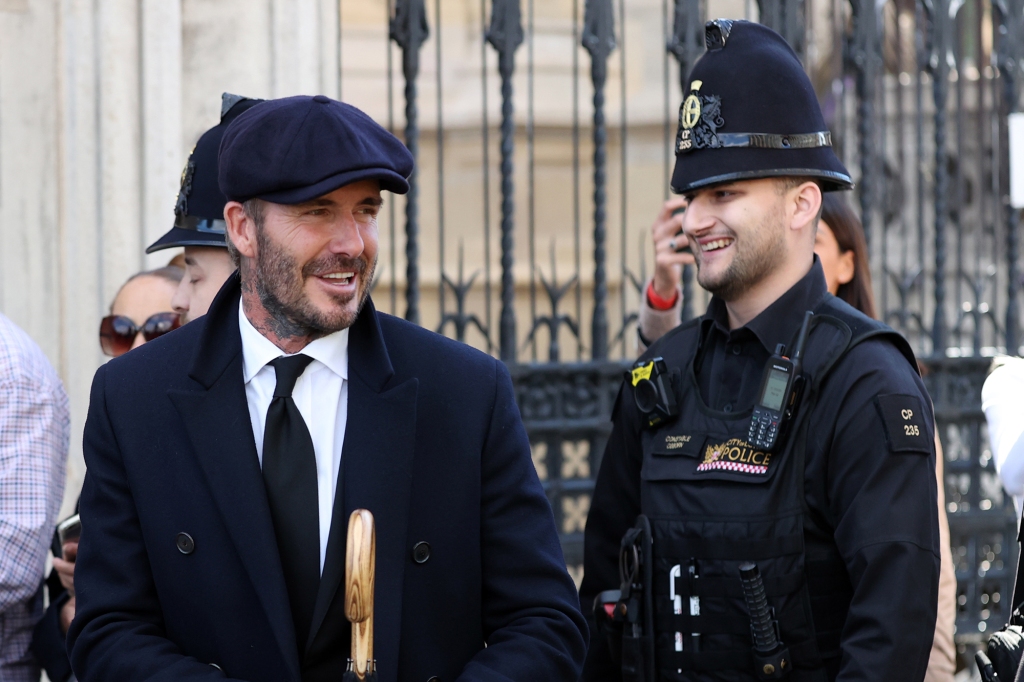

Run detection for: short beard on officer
[[692, 198, 787, 302], [239, 206, 376, 340]]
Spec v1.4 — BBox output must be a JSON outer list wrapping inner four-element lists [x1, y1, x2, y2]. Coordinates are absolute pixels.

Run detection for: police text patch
[[874, 394, 931, 454], [696, 437, 772, 475]]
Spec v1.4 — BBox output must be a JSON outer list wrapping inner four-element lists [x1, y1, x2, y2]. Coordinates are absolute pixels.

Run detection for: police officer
[[581, 20, 939, 682], [146, 93, 263, 323]]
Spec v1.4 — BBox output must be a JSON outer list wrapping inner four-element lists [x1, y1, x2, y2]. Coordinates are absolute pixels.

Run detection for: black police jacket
[[581, 260, 940, 682]]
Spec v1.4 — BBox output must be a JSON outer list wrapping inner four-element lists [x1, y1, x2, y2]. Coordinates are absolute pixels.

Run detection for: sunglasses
[[99, 312, 180, 357]]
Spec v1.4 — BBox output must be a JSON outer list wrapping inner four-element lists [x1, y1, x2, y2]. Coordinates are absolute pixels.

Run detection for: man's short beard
[[695, 202, 787, 301], [250, 226, 375, 339]]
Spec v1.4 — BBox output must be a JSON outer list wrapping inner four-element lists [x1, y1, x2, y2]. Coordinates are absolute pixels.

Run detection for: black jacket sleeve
[[31, 580, 73, 682], [809, 339, 941, 682], [580, 386, 643, 682]]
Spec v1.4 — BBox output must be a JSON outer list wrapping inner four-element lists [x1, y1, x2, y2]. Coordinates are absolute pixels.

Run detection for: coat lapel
[[305, 302, 418, 675], [167, 275, 301, 680]]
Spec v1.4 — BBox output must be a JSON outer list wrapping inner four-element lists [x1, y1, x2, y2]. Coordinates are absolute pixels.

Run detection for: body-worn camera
[[629, 357, 680, 428]]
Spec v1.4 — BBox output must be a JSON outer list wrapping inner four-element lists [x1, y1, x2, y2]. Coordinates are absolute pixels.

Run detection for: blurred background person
[[32, 265, 181, 682], [0, 311, 70, 682], [146, 94, 261, 325], [98, 267, 182, 357], [636, 191, 956, 682], [984, 357, 1024, 515]]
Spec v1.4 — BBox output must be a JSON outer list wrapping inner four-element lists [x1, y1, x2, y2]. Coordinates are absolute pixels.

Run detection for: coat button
[[176, 532, 195, 555], [412, 541, 431, 564]]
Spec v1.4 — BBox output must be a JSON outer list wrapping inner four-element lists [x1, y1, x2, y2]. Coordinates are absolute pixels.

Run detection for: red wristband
[[646, 281, 679, 311]]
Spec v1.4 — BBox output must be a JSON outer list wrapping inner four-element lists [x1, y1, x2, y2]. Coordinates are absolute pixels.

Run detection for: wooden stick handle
[[345, 509, 375, 680]]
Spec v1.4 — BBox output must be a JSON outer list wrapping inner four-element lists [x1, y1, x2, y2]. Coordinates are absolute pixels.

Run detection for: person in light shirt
[[984, 356, 1024, 514]]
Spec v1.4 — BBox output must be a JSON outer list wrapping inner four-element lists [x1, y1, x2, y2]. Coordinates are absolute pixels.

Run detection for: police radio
[[747, 312, 812, 452]]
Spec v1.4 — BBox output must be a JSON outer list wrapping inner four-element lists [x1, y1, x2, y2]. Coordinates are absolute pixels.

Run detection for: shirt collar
[[702, 256, 829, 354], [238, 303, 350, 384]]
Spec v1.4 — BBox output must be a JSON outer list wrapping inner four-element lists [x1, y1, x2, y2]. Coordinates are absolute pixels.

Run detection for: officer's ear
[[788, 181, 823, 239], [224, 201, 258, 261]]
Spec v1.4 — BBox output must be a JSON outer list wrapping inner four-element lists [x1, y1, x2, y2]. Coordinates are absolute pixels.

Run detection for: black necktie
[[263, 354, 320, 656]]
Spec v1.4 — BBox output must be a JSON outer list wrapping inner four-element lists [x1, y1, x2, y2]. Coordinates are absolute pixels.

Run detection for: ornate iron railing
[[344, 0, 1024, 656]]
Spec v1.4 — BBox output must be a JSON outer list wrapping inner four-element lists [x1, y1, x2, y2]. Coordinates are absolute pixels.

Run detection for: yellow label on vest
[[696, 438, 771, 475], [631, 362, 654, 386]]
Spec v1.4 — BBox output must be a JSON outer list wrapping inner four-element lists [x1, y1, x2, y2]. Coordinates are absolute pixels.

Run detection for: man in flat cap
[[581, 20, 938, 681], [68, 95, 587, 682]]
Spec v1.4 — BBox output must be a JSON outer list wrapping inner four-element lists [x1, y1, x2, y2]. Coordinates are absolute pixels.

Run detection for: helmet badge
[[676, 80, 725, 154], [682, 80, 703, 129], [174, 147, 197, 218]]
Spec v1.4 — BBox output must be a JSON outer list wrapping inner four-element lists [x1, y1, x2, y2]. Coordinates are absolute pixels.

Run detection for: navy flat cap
[[218, 95, 414, 204]]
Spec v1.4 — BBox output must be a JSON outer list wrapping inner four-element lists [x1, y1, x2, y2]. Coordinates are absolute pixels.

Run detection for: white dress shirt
[[239, 304, 349, 573]]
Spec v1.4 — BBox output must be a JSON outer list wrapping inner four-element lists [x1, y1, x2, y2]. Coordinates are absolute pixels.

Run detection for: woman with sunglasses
[[99, 265, 183, 357], [32, 264, 183, 682]]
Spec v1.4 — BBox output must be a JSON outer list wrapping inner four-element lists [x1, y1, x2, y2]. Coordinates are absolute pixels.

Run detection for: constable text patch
[[652, 432, 704, 458], [874, 394, 930, 454]]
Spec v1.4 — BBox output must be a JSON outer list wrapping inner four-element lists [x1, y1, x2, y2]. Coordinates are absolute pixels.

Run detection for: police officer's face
[[681, 178, 788, 301], [171, 246, 236, 324], [247, 180, 382, 335]]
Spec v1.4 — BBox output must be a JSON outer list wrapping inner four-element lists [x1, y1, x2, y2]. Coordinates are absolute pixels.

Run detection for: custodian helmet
[[146, 93, 264, 253], [670, 20, 853, 194]]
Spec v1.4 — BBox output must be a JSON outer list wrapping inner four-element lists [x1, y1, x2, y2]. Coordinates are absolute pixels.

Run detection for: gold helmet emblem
[[681, 81, 703, 130]]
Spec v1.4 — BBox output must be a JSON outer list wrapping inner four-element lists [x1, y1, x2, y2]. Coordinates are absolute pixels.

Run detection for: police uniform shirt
[[581, 257, 941, 681]]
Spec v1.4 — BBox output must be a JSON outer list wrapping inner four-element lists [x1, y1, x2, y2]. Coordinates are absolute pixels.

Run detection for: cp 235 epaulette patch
[[873, 394, 931, 454]]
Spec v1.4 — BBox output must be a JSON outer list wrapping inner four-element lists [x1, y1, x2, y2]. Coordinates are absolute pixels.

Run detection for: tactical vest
[[639, 295, 918, 681]]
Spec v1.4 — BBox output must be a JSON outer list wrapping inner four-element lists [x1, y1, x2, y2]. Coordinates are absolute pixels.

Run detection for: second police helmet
[[146, 93, 264, 254], [670, 20, 853, 195]]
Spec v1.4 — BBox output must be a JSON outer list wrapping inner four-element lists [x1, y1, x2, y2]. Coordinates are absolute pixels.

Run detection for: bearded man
[[580, 21, 939, 682], [68, 95, 587, 682]]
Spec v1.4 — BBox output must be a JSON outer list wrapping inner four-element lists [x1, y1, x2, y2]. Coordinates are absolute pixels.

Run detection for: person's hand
[[60, 596, 76, 635], [651, 197, 696, 301], [53, 540, 77, 596]]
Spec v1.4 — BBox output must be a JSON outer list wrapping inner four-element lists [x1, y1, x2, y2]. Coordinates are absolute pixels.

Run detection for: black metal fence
[[341, 0, 1024, 653]]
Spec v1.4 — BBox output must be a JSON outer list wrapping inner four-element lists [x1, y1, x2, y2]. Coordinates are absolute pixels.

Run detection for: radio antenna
[[791, 311, 813, 363]]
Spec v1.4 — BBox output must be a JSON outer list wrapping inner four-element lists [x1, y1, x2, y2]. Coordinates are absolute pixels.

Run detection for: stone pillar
[[0, 0, 61, 360], [141, 0, 183, 268], [271, 0, 339, 98], [54, 0, 113, 514]]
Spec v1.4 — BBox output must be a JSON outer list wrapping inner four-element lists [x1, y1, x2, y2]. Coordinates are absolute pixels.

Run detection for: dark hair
[[224, 199, 265, 269], [820, 193, 876, 319]]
